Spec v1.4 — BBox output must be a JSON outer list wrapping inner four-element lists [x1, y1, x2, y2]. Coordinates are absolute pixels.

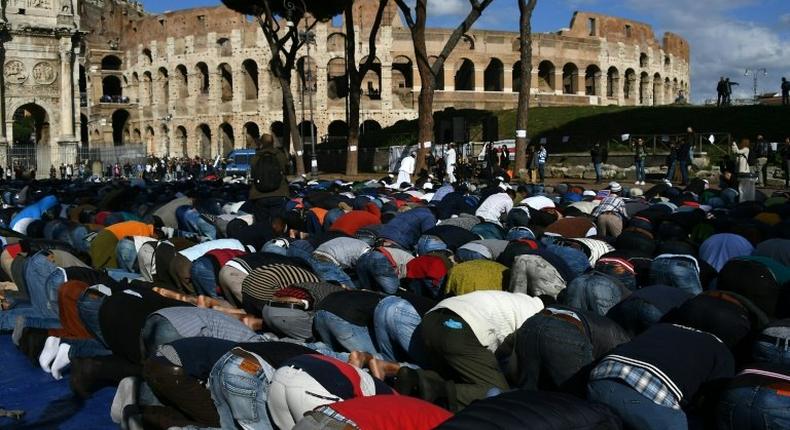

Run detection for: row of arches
[[103, 110, 385, 158], [114, 55, 683, 107]]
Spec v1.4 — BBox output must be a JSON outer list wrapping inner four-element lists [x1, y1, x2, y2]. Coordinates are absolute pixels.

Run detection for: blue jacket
[[378, 207, 436, 250], [10, 195, 58, 230]]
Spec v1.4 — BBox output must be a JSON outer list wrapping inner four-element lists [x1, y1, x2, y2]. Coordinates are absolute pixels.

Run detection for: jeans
[[209, 348, 276, 430], [718, 383, 790, 430], [313, 310, 379, 357], [140, 314, 183, 360], [755, 157, 768, 186], [355, 251, 399, 295], [635, 160, 646, 182], [679, 159, 689, 184], [26, 253, 64, 320], [752, 326, 790, 365], [183, 208, 217, 240], [116, 238, 139, 272], [588, 379, 687, 430], [666, 160, 677, 182], [607, 297, 666, 336], [191, 255, 219, 297], [515, 312, 593, 394], [373, 296, 426, 366], [287, 246, 355, 289], [649, 257, 702, 295], [76, 287, 108, 343], [562, 272, 627, 316], [105, 268, 142, 282], [416, 235, 447, 256], [538, 163, 545, 183], [783, 159, 790, 187], [594, 162, 602, 182]]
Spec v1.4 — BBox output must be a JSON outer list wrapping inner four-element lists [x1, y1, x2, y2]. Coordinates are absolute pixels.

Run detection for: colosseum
[[0, 0, 690, 174]]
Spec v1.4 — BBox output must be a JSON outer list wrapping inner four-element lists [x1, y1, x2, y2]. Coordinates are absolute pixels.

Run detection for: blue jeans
[[538, 163, 546, 183], [752, 327, 790, 365], [516, 312, 593, 393], [667, 160, 676, 182], [23, 253, 64, 321], [209, 348, 276, 430], [718, 384, 790, 430], [191, 255, 219, 297], [649, 257, 702, 295], [594, 162, 602, 182], [588, 379, 687, 430], [607, 297, 666, 336], [562, 272, 627, 316], [77, 287, 109, 344], [313, 310, 380, 357], [679, 159, 689, 184], [183, 208, 217, 240], [140, 314, 183, 360], [373, 296, 426, 366], [105, 268, 142, 282], [287, 246, 355, 289], [116, 238, 139, 272], [635, 160, 646, 182], [70, 225, 91, 253], [416, 235, 447, 256], [355, 251, 399, 295]]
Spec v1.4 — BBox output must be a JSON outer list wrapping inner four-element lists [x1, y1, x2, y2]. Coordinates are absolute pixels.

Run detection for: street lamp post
[[744, 68, 768, 101]]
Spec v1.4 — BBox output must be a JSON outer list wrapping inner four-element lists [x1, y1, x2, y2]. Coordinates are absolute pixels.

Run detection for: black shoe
[[394, 367, 420, 397]]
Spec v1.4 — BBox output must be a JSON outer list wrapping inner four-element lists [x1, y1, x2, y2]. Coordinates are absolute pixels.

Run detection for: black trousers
[[143, 357, 221, 428]]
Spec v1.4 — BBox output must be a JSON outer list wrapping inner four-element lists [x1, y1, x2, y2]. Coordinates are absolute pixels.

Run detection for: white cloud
[[428, 0, 468, 17], [621, 0, 790, 102]]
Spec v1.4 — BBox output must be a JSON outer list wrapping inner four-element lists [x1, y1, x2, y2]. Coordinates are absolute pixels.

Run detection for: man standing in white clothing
[[396, 151, 416, 187], [445, 143, 457, 184]]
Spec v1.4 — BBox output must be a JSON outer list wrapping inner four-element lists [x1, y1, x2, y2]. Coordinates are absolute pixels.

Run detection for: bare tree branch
[[393, 0, 415, 29], [360, 0, 388, 76]]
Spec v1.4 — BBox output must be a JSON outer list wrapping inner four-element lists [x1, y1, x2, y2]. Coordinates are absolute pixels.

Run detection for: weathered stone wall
[[74, 2, 691, 160]]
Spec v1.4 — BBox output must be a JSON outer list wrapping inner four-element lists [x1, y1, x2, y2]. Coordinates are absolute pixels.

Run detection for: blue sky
[[147, 0, 790, 103]]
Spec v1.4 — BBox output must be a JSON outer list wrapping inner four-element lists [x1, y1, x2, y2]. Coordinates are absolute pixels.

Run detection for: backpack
[[252, 151, 284, 193]]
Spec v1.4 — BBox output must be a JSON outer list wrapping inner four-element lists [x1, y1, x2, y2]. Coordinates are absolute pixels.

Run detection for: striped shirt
[[241, 264, 321, 302]]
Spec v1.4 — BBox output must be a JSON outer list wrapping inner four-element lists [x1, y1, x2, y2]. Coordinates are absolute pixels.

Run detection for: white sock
[[51, 343, 71, 380], [39, 336, 61, 373]]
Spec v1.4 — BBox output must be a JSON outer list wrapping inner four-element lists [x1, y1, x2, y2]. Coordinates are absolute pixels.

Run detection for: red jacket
[[327, 395, 451, 430]]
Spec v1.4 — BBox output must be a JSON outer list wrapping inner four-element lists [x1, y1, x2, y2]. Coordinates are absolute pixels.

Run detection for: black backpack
[[252, 151, 284, 193]]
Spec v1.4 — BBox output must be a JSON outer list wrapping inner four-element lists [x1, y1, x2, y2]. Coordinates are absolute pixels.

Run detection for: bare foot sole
[[368, 358, 402, 380], [348, 351, 373, 369]]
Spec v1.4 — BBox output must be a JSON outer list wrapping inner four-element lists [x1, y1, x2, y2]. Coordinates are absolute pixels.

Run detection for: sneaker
[[112, 376, 140, 423], [634, 181, 640, 185]]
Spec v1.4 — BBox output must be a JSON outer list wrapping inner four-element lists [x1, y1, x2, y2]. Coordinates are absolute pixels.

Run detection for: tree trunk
[[415, 71, 435, 173], [278, 75, 305, 176], [515, 0, 537, 176], [347, 78, 362, 175]]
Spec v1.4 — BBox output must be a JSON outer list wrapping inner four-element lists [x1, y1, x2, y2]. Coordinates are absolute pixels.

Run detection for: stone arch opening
[[218, 123, 235, 156], [142, 48, 152, 65], [624, 68, 636, 100], [270, 122, 286, 148], [196, 62, 210, 94], [562, 63, 579, 94], [538, 60, 555, 92], [607, 67, 619, 98], [130, 72, 140, 103], [429, 56, 445, 90], [102, 75, 122, 99], [111, 109, 130, 146], [297, 56, 318, 92], [133, 129, 141, 144], [327, 32, 346, 52], [11, 103, 51, 175], [80, 114, 89, 147], [196, 124, 212, 159], [664, 77, 672, 103], [327, 57, 347, 100], [175, 126, 187, 157], [79, 65, 87, 94], [454, 58, 475, 91], [512, 61, 522, 93], [218, 63, 233, 102], [461, 34, 475, 50], [484, 58, 504, 91], [361, 120, 381, 136], [360, 56, 382, 98], [585, 64, 601, 96], [242, 59, 259, 100], [328, 120, 348, 143], [144, 126, 155, 154], [101, 55, 122, 70], [158, 67, 169, 106], [639, 52, 649, 68], [142, 71, 153, 105], [217, 37, 232, 57], [176, 65, 189, 99], [392, 56, 413, 90], [298, 121, 317, 146], [243, 122, 260, 148]]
